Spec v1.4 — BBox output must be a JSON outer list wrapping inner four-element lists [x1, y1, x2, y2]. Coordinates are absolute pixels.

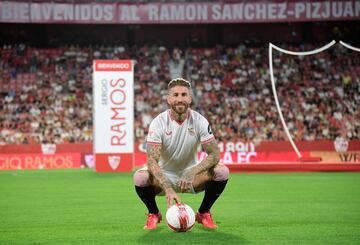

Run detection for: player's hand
[[165, 188, 180, 208], [178, 169, 196, 193]]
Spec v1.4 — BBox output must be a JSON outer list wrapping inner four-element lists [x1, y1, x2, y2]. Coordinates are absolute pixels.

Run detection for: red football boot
[[144, 213, 162, 230], [196, 212, 218, 229]]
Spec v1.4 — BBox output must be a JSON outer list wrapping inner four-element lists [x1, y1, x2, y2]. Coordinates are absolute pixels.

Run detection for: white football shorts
[[138, 167, 197, 195]]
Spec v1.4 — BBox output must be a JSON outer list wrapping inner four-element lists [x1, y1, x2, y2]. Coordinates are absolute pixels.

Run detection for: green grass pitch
[[1, 169, 360, 244]]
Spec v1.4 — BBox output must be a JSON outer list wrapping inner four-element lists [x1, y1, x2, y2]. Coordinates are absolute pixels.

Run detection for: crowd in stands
[[189, 43, 360, 143], [0, 42, 359, 145]]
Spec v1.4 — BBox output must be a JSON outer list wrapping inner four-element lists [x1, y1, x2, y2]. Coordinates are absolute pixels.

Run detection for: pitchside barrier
[[0, 141, 359, 171]]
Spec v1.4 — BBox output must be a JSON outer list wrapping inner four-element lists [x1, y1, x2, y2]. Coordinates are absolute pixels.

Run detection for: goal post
[[268, 41, 336, 162]]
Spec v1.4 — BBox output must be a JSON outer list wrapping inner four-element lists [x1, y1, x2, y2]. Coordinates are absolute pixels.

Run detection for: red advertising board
[[95, 153, 133, 172], [133, 151, 308, 167], [0, 154, 81, 170], [0, 141, 359, 171]]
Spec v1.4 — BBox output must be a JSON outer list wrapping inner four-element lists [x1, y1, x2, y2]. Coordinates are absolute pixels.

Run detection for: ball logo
[[166, 203, 195, 232], [108, 155, 121, 170], [177, 205, 189, 231]]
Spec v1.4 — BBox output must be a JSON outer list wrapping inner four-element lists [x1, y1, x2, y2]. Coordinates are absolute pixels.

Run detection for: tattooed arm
[[179, 140, 220, 192], [193, 140, 220, 173], [146, 144, 180, 207]]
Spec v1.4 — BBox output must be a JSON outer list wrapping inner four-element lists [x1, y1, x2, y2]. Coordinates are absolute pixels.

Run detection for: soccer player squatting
[[133, 78, 229, 229]]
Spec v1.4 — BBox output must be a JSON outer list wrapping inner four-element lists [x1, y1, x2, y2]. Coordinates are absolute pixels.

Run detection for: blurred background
[[0, 0, 359, 171]]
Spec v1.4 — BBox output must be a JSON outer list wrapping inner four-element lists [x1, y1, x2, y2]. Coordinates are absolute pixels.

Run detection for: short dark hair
[[168, 78, 191, 89]]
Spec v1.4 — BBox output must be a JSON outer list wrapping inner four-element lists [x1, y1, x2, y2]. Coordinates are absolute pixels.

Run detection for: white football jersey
[[147, 109, 215, 177]]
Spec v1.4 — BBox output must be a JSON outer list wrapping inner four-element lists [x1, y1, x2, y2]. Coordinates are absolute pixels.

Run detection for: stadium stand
[[0, 42, 359, 145]]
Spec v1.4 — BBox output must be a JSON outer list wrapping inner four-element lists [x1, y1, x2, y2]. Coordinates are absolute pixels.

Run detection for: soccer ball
[[166, 203, 195, 232]]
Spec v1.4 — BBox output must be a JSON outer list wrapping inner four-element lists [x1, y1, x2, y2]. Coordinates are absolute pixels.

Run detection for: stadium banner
[[0, 153, 81, 170], [1, 1, 359, 24], [93, 60, 134, 172], [1, 141, 359, 154], [133, 141, 360, 167], [132, 151, 360, 167], [0, 141, 358, 171]]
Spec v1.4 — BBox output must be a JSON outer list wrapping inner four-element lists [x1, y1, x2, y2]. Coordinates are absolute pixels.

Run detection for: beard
[[171, 102, 189, 115]]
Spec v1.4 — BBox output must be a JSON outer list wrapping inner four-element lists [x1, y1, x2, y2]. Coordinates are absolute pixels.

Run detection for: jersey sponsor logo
[[108, 155, 121, 170], [188, 127, 195, 136], [207, 124, 213, 134]]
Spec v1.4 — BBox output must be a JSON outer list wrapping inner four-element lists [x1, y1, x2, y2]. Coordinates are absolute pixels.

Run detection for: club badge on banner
[[93, 60, 134, 172]]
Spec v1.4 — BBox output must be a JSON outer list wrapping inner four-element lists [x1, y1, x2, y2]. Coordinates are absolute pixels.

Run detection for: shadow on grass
[[138, 226, 248, 244]]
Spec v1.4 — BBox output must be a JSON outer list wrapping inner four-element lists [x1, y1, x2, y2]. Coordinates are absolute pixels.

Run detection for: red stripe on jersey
[[201, 136, 215, 145]]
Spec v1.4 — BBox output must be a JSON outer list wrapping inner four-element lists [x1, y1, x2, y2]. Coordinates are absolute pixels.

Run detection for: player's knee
[[213, 165, 229, 181], [133, 170, 150, 187]]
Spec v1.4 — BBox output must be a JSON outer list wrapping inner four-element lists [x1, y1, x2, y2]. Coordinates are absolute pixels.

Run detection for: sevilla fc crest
[[108, 156, 121, 170]]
